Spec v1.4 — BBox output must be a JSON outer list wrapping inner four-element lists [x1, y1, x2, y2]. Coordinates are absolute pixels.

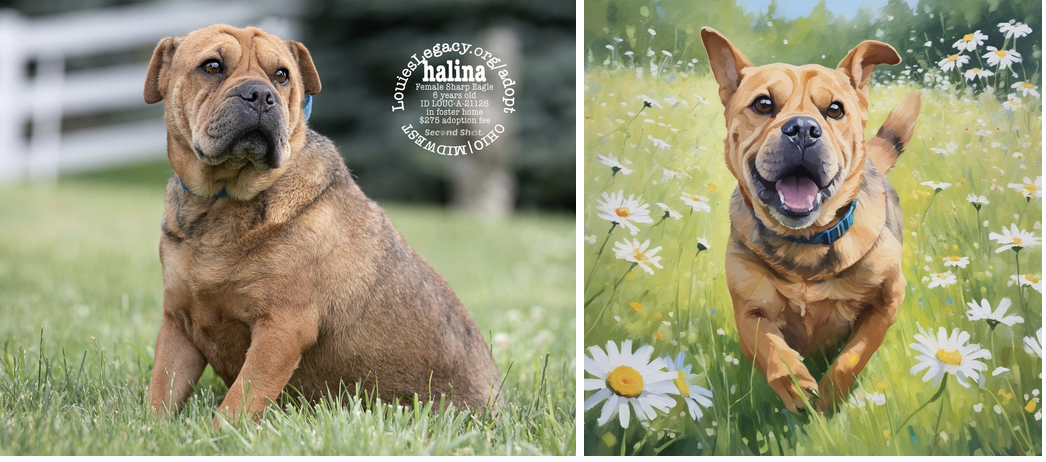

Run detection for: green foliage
[[582, 66, 1042, 455], [0, 181, 575, 455], [585, 0, 1040, 92]]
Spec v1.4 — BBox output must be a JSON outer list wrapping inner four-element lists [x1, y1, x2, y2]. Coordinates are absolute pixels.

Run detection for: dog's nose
[[238, 83, 276, 112], [781, 116, 822, 147]]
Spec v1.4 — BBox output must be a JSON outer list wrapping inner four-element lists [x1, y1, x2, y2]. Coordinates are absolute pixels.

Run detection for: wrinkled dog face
[[702, 28, 899, 230], [144, 25, 320, 197]]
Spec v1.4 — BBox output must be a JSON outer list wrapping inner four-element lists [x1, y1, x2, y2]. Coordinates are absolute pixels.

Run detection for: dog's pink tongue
[[776, 176, 818, 210]]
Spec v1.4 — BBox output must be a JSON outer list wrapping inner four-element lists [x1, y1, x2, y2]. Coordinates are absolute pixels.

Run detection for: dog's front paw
[[766, 368, 819, 413], [814, 373, 853, 414]]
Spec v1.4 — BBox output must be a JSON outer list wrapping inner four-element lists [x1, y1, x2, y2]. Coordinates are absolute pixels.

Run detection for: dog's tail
[[866, 91, 921, 174]]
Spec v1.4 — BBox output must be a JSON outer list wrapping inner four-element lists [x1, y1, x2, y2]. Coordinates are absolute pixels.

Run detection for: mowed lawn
[[583, 72, 1041, 455], [0, 171, 575, 455]]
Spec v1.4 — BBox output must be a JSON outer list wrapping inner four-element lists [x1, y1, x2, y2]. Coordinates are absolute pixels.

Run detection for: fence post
[[0, 9, 27, 183], [27, 55, 64, 182]]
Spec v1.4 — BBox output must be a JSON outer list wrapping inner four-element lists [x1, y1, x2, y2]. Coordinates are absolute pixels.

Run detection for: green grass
[[583, 71, 1041, 455], [0, 176, 575, 455]]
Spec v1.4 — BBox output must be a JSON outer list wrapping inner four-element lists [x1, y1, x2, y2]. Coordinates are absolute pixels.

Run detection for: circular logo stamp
[[391, 42, 517, 156]]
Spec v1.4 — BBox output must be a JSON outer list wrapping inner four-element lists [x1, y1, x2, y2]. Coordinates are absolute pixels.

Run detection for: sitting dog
[[700, 27, 920, 412], [143, 25, 500, 427]]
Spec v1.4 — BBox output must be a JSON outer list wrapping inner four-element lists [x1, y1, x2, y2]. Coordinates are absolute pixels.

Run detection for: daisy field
[[583, 4, 1042, 456]]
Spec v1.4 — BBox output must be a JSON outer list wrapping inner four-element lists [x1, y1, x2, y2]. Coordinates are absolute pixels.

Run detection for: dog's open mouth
[[750, 160, 836, 220]]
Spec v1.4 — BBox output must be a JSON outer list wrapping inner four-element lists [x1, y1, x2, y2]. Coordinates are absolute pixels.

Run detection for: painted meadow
[[583, 0, 1042, 456]]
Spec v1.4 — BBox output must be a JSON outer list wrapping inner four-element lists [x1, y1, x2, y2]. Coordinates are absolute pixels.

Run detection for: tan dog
[[701, 27, 920, 413], [143, 25, 500, 427]]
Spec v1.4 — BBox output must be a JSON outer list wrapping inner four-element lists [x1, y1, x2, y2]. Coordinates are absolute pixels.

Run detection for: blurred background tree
[[0, 0, 575, 212]]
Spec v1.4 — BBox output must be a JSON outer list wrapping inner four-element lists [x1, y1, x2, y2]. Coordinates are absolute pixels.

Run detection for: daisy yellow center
[[1012, 237, 1023, 244], [1023, 184, 1037, 193], [995, 50, 1007, 58], [615, 207, 631, 218], [1023, 82, 1034, 89], [632, 249, 649, 263], [936, 349, 963, 366], [963, 33, 974, 42], [949, 256, 962, 262], [606, 365, 644, 398], [946, 54, 959, 62], [971, 68, 981, 73], [1026, 275, 1041, 283], [674, 370, 691, 396], [935, 274, 948, 279]]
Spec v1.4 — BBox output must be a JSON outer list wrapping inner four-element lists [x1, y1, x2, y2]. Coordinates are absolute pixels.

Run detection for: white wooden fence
[[0, 1, 301, 183]]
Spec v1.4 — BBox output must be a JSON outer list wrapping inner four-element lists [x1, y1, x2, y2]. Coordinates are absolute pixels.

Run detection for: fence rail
[[0, 1, 301, 183]]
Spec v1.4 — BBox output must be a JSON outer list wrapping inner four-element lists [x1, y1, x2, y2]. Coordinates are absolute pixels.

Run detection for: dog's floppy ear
[[837, 40, 900, 93], [700, 27, 752, 106], [286, 40, 321, 95], [144, 37, 179, 104]]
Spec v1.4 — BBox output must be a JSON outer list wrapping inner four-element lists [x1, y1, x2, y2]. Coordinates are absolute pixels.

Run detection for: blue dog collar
[[176, 173, 227, 198], [781, 200, 858, 245], [303, 94, 313, 121]]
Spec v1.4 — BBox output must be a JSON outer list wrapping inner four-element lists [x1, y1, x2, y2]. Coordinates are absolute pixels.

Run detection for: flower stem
[[586, 223, 617, 287], [1014, 248, 1026, 315], [585, 263, 638, 337], [920, 190, 939, 227], [895, 375, 948, 433]]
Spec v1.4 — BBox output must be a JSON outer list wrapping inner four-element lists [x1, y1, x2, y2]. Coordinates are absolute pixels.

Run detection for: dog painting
[[584, 0, 1041, 456]]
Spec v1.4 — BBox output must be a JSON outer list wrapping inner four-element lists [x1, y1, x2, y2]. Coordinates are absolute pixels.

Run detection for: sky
[[738, 0, 921, 19]]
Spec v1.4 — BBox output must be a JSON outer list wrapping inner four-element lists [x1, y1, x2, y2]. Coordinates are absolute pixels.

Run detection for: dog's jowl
[[143, 25, 499, 427], [701, 27, 920, 413]]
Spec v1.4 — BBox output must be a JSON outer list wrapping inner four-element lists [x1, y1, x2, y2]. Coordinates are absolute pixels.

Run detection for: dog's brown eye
[[274, 69, 289, 85], [827, 101, 845, 119], [201, 60, 222, 75], [751, 96, 774, 115]]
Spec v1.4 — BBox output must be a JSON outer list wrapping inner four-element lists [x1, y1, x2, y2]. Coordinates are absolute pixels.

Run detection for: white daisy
[[584, 234, 598, 244], [921, 181, 951, 191], [1002, 93, 1023, 111], [648, 135, 671, 150], [1025, 328, 1042, 358], [1007, 176, 1042, 199], [1009, 274, 1043, 294], [966, 193, 989, 209], [656, 202, 682, 220], [849, 389, 887, 408], [983, 47, 1021, 69], [638, 94, 662, 109], [937, 54, 969, 72], [661, 167, 691, 183], [943, 256, 970, 268], [1012, 81, 1040, 98], [910, 325, 991, 388], [963, 68, 994, 81], [989, 224, 1041, 253], [952, 31, 987, 52], [663, 352, 714, 420], [613, 238, 664, 275], [696, 237, 710, 252], [596, 191, 654, 235], [966, 298, 1023, 328], [998, 21, 1032, 39], [680, 192, 711, 213], [584, 340, 677, 428], [927, 271, 957, 288], [596, 153, 633, 175]]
